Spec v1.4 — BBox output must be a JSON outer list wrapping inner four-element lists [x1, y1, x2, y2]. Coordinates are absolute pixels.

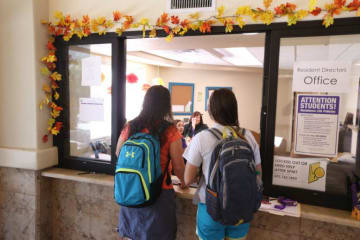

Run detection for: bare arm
[[256, 164, 262, 178], [169, 138, 186, 188], [184, 162, 199, 186]]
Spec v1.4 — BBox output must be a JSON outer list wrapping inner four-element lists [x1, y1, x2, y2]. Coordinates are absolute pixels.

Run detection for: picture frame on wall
[[205, 86, 232, 111], [169, 82, 194, 115]]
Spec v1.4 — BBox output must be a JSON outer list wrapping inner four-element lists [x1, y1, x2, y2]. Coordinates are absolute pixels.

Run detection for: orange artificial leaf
[[149, 28, 157, 38], [199, 21, 212, 33], [157, 13, 169, 26], [180, 19, 190, 28], [82, 15, 90, 24], [263, 0, 273, 9], [41, 20, 48, 24], [123, 16, 134, 30], [286, 3, 297, 11], [51, 81, 59, 90], [162, 25, 171, 34], [310, 7, 322, 16], [171, 16, 180, 25], [43, 84, 51, 93], [113, 11, 122, 21]]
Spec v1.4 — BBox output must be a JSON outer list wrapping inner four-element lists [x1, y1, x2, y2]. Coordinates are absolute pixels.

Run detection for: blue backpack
[[206, 127, 263, 225], [114, 131, 170, 207]]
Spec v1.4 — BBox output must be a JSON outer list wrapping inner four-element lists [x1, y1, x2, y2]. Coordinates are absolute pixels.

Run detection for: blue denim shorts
[[196, 203, 250, 240]]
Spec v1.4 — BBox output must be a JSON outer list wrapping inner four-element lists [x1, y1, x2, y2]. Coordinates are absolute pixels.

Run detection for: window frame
[[52, 17, 360, 210], [261, 21, 360, 211], [54, 33, 126, 175]]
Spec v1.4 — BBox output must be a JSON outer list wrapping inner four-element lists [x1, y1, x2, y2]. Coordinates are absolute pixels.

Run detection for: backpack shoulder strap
[[207, 128, 222, 140]]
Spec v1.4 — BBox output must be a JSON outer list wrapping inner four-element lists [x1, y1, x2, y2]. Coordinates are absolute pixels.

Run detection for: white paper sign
[[292, 61, 351, 93], [172, 105, 185, 112], [81, 56, 101, 86], [294, 94, 340, 157], [273, 156, 328, 192], [79, 98, 104, 122]]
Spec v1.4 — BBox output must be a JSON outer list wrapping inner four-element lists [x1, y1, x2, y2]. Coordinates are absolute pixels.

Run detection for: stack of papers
[[260, 199, 301, 217]]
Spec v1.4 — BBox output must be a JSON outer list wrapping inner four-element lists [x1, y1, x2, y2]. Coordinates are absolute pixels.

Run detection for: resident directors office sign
[[292, 61, 351, 93]]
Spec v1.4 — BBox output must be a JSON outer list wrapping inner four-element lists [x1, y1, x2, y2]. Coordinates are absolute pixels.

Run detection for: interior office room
[[1, 0, 360, 239]]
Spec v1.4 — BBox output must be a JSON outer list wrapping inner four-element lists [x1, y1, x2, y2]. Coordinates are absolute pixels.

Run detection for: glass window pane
[[68, 44, 112, 161], [273, 35, 359, 195]]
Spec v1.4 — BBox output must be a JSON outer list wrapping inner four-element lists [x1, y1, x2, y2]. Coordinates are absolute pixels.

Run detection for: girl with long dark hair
[[115, 85, 186, 240], [183, 111, 208, 138], [183, 88, 262, 240]]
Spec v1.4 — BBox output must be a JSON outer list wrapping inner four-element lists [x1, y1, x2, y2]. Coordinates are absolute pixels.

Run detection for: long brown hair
[[129, 85, 173, 137]]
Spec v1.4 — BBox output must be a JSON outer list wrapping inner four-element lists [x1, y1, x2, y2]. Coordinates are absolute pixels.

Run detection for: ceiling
[[87, 33, 360, 73]]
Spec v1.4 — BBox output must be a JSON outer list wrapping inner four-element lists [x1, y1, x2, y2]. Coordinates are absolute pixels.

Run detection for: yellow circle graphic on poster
[[314, 167, 325, 178]]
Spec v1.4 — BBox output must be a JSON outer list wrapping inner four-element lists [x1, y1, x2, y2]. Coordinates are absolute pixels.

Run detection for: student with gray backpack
[[183, 88, 262, 240]]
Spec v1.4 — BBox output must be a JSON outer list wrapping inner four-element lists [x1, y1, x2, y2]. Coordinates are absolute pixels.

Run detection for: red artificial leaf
[[335, 0, 346, 8], [171, 16, 180, 25], [46, 62, 56, 71], [42, 134, 49, 143], [123, 16, 134, 30], [347, 0, 360, 10], [55, 28, 64, 36], [274, 6, 285, 15], [162, 25, 170, 34], [113, 11, 122, 21], [47, 41, 56, 51], [310, 7, 322, 16], [199, 21, 211, 33], [126, 73, 138, 83], [54, 122, 63, 130]]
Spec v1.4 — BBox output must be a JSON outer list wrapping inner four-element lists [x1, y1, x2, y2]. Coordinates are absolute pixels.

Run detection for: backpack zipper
[[127, 140, 152, 183], [115, 168, 149, 201]]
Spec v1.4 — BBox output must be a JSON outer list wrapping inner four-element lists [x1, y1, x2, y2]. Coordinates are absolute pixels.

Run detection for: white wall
[[0, 0, 57, 169], [160, 67, 263, 132], [47, 0, 334, 24]]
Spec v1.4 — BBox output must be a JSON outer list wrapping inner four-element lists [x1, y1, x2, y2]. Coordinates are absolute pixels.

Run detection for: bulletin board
[[169, 82, 194, 115]]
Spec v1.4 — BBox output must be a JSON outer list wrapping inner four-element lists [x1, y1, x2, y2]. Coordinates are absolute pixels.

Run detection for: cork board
[[169, 83, 194, 114]]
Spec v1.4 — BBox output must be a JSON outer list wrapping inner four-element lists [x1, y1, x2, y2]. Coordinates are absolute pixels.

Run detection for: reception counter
[[41, 168, 360, 240]]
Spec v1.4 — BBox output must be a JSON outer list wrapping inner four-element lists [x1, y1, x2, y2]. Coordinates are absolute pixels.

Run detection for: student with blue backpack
[[115, 85, 186, 240], [183, 88, 263, 240]]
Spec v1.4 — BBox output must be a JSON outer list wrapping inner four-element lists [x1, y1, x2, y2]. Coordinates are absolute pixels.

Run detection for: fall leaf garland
[[39, 0, 360, 141]]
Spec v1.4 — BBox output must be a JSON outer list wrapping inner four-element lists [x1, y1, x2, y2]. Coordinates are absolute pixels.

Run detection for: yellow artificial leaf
[[48, 55, 57, 62], [263, 0, 273, 9], [287, 14, 298, 26], [357, 8, 360, 16], [54, 11, 64, 20], [149, 28, 157, 38], [236, 6, 252, 16], [48, 118, 55, 127], [39, 100, 46, 110], [51, 110, 60, 118], [105, 20, 114, 28], [97, 17, 106, 25], [165, 33, 174, 42], [115, 28, 123, 36], [131, 23, 140, 28], [217, 6, 225, 17], [51, 127, 60, 135], [260, 11, 274, 25], [172, 26, 181, 35], [236, 17, 245, 28], [190, 23, 199, 31], [189, 12, 200, 19], [218, 17, 225, 24], [224, 18, 234, 33], [98, 30, 107, 35], [140, 18, 149, 26], [309, 0, 317, 11], [41, 67, 50, 76], [296, 10, 309, 20], [41, 20, 48, 24], [54, 92, 60, 100], [179, 27, 188, 36], [323, 14, 334, 28], [51, 72, 62, 81], [43, 84, 51, 93]]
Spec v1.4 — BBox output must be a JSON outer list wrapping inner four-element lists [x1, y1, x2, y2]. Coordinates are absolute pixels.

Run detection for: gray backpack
[[206, 127, 262, 225]]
